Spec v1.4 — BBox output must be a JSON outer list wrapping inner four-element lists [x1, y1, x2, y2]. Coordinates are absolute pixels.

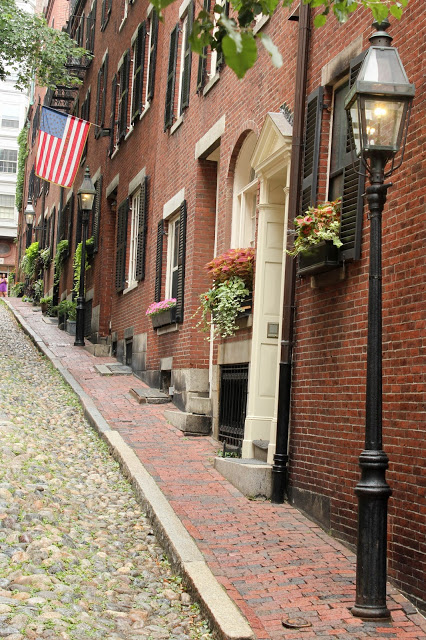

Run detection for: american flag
[[35, 107, 90, 188]]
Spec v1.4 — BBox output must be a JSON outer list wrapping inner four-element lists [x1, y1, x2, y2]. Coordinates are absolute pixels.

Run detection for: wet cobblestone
[[0, 303, 213, 640]]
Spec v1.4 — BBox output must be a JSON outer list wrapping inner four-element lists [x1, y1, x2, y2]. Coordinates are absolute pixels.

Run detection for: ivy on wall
[[15, 123, 30, 213]]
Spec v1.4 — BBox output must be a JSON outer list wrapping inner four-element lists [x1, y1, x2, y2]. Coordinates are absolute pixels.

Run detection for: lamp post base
[[352, 450, 392, 619], [74, 296, 85, 346]]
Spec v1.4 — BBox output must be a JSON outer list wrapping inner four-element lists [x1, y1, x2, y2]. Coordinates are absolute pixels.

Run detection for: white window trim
[[126, 189, 140, 290], [177, 15, 188, 117], [165, 212, 180, 300]]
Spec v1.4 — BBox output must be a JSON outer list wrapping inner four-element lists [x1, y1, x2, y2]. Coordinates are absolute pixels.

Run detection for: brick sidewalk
[[6, 298, 426, 640]]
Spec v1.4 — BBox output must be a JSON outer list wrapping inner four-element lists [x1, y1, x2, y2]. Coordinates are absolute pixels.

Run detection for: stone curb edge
[[5, 301, 255, 640]]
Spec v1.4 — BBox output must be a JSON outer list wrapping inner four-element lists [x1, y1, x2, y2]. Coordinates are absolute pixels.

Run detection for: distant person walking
[[0, 274, 8, 298]]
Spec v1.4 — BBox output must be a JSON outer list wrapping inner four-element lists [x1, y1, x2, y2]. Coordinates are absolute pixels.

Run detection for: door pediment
[[251, 113, 292, 178]]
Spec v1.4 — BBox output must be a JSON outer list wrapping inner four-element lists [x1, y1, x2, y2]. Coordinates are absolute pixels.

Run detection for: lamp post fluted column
[[74, 167, 96, 347], [352, 153, 392, 619], [74, 211, 89, 346]]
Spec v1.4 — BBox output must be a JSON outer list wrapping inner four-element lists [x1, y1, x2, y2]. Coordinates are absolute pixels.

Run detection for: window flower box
[[151, 306, 177, 328], [297, 240, 340, 276], [236, 293, 253, 318]]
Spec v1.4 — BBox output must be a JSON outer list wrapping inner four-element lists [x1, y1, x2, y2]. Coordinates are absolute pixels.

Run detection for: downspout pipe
[[271, 2, 311, 503]]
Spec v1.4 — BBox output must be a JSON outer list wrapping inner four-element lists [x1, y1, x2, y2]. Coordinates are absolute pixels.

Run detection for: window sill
[[203, 72, 220, 96], [140, 102, 151, 120], [157, 323, 179, 335], [119, 15, 128, 32], [110, 146, 119, 160], [170, 115, 184, 135], [253, 14, 270, 34], [123, 281, 138, 295], [124, 125, 134, 141]]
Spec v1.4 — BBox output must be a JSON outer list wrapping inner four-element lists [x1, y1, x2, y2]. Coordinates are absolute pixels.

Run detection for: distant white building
[[0, 0, 36, 277]]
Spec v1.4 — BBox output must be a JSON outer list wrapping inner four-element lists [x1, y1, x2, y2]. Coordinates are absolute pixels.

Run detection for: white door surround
[[242, 113, 292, 463]]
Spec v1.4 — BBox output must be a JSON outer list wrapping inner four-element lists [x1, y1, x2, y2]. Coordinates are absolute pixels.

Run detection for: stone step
[[214, 456, 272, 499], [94, 363, 133, 376], [130, 388, 171, 404], [186, 393, 211, 415], [85, 343, 111, 357], [164, 409, 211, 435]]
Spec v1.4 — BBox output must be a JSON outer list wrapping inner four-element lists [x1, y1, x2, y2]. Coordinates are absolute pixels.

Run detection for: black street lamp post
[[74, 167, 96, 347], [24, 199, 36, 248], [345, 21, 415, 618]]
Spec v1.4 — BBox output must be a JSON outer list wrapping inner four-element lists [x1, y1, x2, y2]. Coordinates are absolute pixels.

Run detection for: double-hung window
[[1, 105, 19, 129], [0, 150, 17, 174], [0, 195, 15, 219], [95, 52, 108, 138], [164, 1, 193, 130], [301, 52, 365, 263], [231, 133, 257, 248], [155, 199, 187, 322]]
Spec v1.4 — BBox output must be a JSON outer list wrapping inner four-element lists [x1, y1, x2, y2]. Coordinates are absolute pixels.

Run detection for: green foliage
[[10, 281, 25, 297], [33, 278, 44, 303], [0, 0, 91, 91], [57, 299, 76, 321], [168, 0, 409, 78], [40, 247, 51, 269], [20, 242, 39, 279], [72, 237, 93, 295], [53, 240, 69, 286], [15, 124, 29, 213], [197, 276, 250, 339], [287, 199, 343, 257]]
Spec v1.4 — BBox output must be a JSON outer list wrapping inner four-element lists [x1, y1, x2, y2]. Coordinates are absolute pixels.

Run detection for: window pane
[[0, 194, 15, 219], [330, 81, 349, 174], [0, 150, 17, 173], [173, 220, 180, 268]]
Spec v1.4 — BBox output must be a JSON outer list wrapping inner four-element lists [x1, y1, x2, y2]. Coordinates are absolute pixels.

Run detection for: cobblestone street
[[0, 303, 213, 640]]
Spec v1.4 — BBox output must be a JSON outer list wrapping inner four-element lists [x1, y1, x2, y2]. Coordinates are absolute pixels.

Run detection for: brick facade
[[18, 0, 424, 612]]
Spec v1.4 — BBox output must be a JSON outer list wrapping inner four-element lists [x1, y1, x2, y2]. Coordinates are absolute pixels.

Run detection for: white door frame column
[[241, 113, 292, 462]]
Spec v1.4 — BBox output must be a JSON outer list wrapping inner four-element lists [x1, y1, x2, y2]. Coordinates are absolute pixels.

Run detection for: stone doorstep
[[164, 409, 211, 435], [94, 363, 133, 376], [214, 456, 273, 499], [85, 343, 111, 357], [130, 388, 171, 404], [42, 316, 59, 325]]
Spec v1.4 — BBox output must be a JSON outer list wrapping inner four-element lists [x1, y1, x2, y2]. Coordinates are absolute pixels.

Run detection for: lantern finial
[[370, 18, 392, 47]]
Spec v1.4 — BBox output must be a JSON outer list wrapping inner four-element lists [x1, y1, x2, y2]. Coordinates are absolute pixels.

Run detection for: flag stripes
[[35, 107, 90, 188]]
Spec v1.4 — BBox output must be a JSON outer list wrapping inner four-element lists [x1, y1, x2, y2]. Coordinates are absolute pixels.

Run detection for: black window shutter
[[301, 86, 324, 214], [132, 23, 147, 121], [95, 66, 102, 136], [101, 0, 106, 28], [164, 24, 179, 130], [135, 176, 148, 281], [119, 50, 131, 141], [180, 2, 194, 112], [67, 193, 74, 251], [75, 205, 82, 248], [109, 73, 117, 156], [50, 207, 56, 259], [339, 51, 367, 262], [115, 199, 129, 292], [93, 175, 103, 253], [154, 220, 164, 302], [215, 0, 229, 71], [147, 10, 159, 102], [101, 53, 108, 128], [196, 0, 210, 91], [175, 200, 187, 323]]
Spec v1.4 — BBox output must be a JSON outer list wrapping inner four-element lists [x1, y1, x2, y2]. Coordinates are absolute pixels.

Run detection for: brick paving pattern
[[7, 298, 426, 640]]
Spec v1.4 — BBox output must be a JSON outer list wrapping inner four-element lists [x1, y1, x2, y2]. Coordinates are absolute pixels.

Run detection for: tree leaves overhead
[[0, 0, 89, 91], [156, 0, 410, 78]]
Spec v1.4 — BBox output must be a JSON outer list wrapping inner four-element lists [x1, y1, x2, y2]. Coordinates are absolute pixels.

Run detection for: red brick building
[[17, 0, 424, 612]]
